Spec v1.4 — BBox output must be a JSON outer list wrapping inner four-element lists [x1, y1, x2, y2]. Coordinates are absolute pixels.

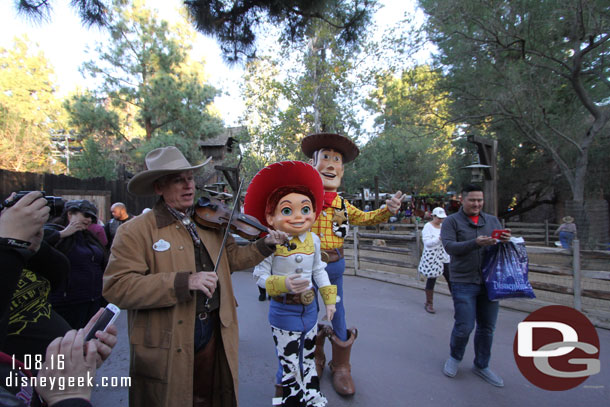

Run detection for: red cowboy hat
[[301, 132, 360, 163], [244, 161, 324, 228]]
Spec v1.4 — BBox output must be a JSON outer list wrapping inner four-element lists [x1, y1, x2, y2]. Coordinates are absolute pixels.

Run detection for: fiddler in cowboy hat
[[301, 132, 360, 163], [243, 161, 324, 228], [127, 146, 212, 196], [563, 216, 574, 224]]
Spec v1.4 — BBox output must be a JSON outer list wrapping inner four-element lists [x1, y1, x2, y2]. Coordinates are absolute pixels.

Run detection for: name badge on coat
[[153, 239, 170, 252]]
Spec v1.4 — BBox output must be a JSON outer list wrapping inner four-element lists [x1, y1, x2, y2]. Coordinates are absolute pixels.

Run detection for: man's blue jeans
[[449, 282, 499, 369], [559, 231, 574, 249]]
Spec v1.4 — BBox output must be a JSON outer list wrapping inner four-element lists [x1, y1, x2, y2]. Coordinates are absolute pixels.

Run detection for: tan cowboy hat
[[127, 146, 211, 196], [301, 132, 360, 163], [562, 216, 574, 223]]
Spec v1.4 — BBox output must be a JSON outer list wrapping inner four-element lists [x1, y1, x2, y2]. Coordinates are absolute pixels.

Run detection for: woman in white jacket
[[419, 207, 451, 313]]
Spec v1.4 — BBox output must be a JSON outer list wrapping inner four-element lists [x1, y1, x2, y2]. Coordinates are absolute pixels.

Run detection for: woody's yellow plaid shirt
[[311, 195, 391, 250]]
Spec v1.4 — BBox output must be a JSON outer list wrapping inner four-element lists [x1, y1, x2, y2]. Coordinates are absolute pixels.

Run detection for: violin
[[193, 196, 297, 250]]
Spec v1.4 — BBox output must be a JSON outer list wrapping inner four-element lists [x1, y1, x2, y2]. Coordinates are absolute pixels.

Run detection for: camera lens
[[48, 197, 65, 218]]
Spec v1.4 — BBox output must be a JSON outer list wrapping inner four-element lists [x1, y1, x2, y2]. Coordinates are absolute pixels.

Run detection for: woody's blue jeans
[[316, 258, 347, 341]]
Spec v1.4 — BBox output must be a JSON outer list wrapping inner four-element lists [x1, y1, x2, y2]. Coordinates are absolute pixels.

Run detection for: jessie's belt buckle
[[300, 290, 315, 305]]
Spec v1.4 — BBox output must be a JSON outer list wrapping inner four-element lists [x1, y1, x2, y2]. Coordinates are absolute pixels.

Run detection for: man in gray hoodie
[[440, 184, 511, 387]]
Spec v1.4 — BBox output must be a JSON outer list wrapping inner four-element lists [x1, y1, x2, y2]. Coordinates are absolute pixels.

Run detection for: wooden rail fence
[[342, 223, 610, 329]]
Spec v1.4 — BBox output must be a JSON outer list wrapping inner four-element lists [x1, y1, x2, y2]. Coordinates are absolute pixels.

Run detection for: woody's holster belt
[[321, 247, 344, 263], [272, 288, 316, 305]]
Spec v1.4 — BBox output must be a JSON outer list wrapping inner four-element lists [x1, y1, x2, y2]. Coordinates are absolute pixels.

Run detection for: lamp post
[[465, 135, 498, 216]]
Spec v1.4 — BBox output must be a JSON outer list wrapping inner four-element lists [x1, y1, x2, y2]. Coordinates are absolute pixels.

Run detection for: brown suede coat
[[103, 201, 273, 407]]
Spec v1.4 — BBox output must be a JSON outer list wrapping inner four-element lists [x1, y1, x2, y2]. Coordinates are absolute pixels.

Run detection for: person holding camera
[[1, 192, 117, 406], [44, 200, 108, 330], [2, 314, 116, 407], [1, 192, 50, 339]]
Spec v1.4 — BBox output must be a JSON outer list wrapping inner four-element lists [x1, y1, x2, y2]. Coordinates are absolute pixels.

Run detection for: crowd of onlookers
[[0, 192, 133, 406]]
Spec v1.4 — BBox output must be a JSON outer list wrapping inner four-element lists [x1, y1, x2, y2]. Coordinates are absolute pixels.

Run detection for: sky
[[0, 0, 427, 128]]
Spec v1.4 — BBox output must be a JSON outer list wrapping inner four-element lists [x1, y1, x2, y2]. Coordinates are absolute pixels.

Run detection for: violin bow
[[212, 178, 244, 275]]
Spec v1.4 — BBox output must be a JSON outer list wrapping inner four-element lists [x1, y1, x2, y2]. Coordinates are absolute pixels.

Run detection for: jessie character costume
[[301, 133, 395, 396], [244, 161, 337, 407]]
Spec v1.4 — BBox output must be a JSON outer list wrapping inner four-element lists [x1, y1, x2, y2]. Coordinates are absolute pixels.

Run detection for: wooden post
[[360, 188, 366, 210], [544, 220, 549, 247], [374, 176, 380, 233], [573, 239, 581, 311], [353, 226, 359, 276], [374, 176, 379, 209]]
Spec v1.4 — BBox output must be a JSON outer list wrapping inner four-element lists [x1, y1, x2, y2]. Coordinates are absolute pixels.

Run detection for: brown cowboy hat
[[127, 146, 211, 196], [301, 133, 360, 163]]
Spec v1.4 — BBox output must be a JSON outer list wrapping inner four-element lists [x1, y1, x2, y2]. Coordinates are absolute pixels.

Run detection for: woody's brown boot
[[425, 289, 435, 314], [328, 327, 358, 396], [314, 324, 331, 378]]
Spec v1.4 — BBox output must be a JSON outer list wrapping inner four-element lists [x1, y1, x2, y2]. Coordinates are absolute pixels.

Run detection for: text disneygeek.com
[[6, 372, 131, 390]]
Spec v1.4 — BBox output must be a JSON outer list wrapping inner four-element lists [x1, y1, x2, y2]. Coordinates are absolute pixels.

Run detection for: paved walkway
[[92, 271, 610, 406]]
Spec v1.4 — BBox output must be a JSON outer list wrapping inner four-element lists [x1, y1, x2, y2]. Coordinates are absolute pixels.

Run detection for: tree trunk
[[145, 117, 153, 140], [309, 36, 321, 133]]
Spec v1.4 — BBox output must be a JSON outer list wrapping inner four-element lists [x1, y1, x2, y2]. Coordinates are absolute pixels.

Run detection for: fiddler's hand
[[499, 229, 512, 243], [264, 229, 290, 246], [325, 304, 336, 321], [386, 191, 404, 215], [188, 271, 219, 298], [285, 274, 310, 294]]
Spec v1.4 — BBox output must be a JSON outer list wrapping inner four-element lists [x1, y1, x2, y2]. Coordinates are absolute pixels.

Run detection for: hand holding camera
[[0, 191, 51, 251], [84, 305, 120, 368]]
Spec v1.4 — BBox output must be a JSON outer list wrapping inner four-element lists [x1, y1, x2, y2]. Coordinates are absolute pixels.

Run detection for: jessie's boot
[[328, 327, 358, 396], [314, 324, 331, 379], [425, 289, 435, 314], [272, 384, 282, 406]]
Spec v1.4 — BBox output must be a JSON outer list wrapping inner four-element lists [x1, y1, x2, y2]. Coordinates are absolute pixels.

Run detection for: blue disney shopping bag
[[482, 237, 536, 301]]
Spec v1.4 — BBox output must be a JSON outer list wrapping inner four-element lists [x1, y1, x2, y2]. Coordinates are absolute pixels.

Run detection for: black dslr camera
[[0, 191, 65, 218]]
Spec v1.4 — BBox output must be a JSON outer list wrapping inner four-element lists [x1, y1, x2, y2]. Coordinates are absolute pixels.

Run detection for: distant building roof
[[198, 126, 246, 148]]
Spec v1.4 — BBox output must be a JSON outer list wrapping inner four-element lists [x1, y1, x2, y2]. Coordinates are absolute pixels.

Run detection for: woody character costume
[[244, 161, 338, 407], [301, 133, 403, 396]]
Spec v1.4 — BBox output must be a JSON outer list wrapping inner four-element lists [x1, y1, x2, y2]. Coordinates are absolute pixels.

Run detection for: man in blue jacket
[[440, 184, 511, 387]]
